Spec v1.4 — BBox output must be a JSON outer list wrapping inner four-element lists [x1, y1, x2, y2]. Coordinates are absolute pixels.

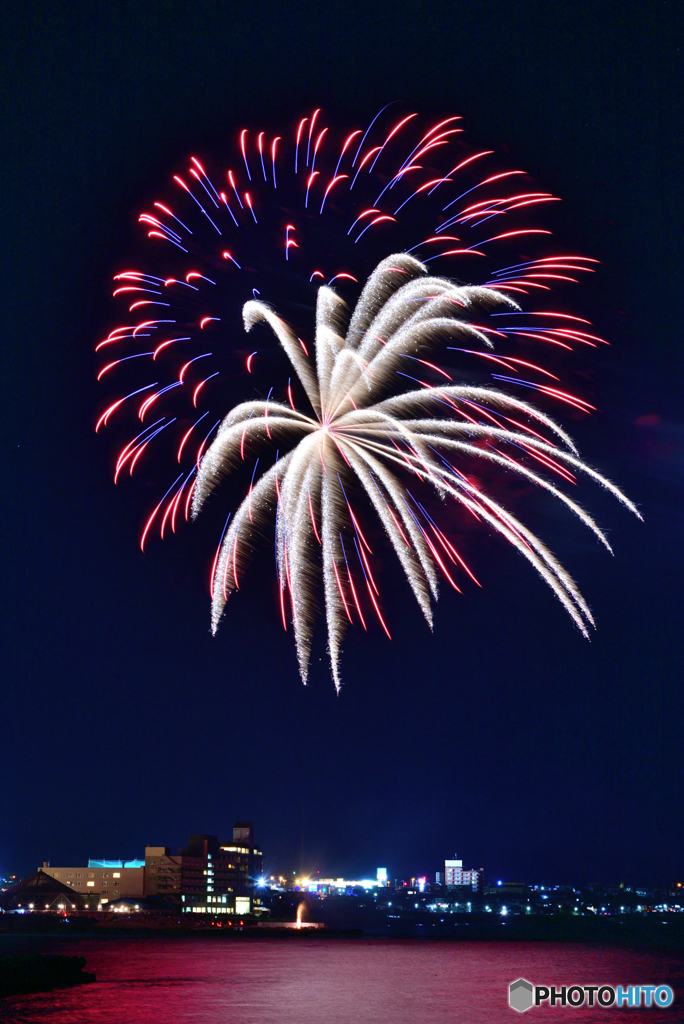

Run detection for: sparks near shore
[[97, 108, 640, 688]]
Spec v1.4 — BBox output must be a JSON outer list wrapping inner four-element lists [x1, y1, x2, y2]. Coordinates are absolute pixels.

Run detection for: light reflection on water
[[1, 937, 681, 1023]]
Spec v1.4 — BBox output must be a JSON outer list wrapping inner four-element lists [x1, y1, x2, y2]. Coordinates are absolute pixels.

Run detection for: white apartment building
[[444, 855, 481, 890]]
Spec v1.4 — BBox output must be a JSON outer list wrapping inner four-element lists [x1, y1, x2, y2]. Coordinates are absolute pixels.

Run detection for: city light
[[3, 834, 680, 927]]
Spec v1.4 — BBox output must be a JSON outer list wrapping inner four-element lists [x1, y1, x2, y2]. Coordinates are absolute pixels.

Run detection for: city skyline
[[3, 828, 681, 894]]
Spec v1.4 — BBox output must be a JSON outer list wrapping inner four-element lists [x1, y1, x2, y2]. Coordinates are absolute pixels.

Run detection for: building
[[0, 870, 95, 912], [39, 860, 145, 904], [444, 855, 482, 891], [35, 821, 262, 912], [182, 893, 253, 916], [288, 876, 388, 894], [145, 822, 263, 908]]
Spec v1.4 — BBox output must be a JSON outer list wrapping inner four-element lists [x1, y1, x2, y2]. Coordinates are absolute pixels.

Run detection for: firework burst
[[97, 107, 640, 688]]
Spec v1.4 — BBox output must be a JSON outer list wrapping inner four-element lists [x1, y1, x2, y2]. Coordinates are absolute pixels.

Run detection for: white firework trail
[[193, 253, 641, 690]]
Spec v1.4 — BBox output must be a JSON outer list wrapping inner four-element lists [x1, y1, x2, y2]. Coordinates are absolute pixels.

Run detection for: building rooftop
[[87, 859, 145, 869]]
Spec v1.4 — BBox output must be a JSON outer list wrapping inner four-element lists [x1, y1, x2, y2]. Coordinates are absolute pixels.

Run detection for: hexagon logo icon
[[509, 978, 534, 1012]]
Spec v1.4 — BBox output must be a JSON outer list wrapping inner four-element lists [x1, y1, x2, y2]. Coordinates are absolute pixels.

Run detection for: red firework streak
[[97, 106, 611, 645]]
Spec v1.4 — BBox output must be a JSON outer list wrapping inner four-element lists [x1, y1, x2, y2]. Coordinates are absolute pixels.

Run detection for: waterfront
[[0, 936, 681, 1022]]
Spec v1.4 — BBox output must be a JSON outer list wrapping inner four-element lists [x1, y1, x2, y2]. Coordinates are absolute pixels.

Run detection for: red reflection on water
[[2, 939, 682, 1023]]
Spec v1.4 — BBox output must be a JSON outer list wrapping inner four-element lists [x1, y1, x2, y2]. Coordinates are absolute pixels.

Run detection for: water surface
[[1, 936, 681, 1022]]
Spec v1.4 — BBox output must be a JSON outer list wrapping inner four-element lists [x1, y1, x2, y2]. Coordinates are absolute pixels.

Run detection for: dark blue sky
[[2, 0, 682, 886]]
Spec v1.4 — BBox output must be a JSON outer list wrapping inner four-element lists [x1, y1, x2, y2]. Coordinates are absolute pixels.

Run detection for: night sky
[[3, 0, 682, 887]]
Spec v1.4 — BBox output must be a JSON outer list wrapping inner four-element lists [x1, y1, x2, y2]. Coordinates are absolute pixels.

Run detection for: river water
[[0, 936, 681, 1022]]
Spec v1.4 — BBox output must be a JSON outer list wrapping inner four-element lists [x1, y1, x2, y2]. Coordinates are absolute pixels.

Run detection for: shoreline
[[1, 913, 683, 953]]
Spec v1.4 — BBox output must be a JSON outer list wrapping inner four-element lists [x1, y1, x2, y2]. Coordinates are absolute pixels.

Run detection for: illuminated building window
[[113, 872, 121, 878], [87, 882, 95, 887]]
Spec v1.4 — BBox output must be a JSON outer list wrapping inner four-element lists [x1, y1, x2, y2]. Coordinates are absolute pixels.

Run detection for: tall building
[[444, 855, 482, 891], [145, 823, 263, 909]]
